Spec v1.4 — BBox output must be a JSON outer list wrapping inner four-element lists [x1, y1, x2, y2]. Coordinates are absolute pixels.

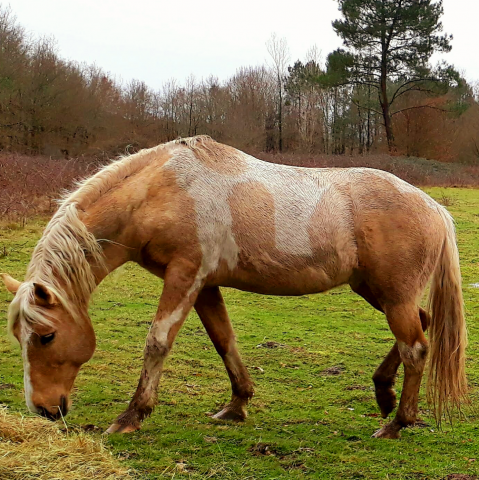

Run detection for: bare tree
[[266, 33, 290, 152]]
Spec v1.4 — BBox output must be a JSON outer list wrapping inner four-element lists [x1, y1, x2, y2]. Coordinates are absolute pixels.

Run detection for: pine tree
[[328, 0, 456, 150]]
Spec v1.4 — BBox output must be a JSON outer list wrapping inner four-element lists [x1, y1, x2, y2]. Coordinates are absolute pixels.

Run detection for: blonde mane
[[7, 140, 190, 336], [7, 137, 221, 336]]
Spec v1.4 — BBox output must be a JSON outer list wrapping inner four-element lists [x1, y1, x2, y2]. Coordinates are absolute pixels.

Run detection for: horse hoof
[[212, 407, 246, 422], [372, 425, 401, 439], [105, 422, 140, 434], [375, 387, 397, 418]]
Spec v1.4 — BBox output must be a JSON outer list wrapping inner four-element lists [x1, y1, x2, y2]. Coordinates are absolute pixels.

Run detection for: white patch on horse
[[165, 150, 328, 267], [272, 171, 327, 255], [21, 334, 37, 414], [152, 307, 184, 346], [398, 341, 427, 369]]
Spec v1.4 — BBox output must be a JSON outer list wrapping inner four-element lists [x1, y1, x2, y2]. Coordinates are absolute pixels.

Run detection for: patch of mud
[[0, 384, 15, 390], [249, 443, 278, 456], [445, 475, 478, 480], [345, 385, 368, 391], [320, 365, 345, 376], [81, 424, 102, 432], [256, 341, 285, 349]]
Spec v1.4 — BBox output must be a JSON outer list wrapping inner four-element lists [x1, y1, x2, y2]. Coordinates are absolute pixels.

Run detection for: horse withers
[[1, 136, 467, 438]]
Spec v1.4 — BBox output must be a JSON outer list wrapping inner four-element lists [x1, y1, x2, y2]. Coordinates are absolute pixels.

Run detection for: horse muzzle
[[36, 395, 69, 420]]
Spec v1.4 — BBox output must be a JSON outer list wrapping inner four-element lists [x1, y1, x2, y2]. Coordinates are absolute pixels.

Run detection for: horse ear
[[1, 274, 22, 295], [33, 283, 57, 307]]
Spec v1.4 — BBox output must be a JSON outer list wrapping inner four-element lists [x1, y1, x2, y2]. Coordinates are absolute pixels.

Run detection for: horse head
[[2, 273, 96, 420]]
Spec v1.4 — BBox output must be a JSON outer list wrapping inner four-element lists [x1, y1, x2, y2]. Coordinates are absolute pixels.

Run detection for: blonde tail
[[427, 207, 467, 422]]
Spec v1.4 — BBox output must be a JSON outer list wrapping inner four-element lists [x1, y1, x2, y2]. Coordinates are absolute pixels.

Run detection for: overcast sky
[[10, 0, 479, 90]]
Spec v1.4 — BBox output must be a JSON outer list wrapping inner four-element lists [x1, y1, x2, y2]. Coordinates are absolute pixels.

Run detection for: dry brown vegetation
[[0, 153, 100, 221], [259, 152, 479, 187], [0, 407, 133, 479], [2, 150, 478, 222]]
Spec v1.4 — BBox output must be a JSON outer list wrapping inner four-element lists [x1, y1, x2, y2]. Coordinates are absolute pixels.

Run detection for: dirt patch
[[0, 384, 15, 390], [81, 424, 102, 433], [321, 365, 345, 376], [281, 460, 308, 471], [345, 385, 368, 391], [249, 443, 278, 456], [256, 341, 285, 349], [445, 475, 478, 480]]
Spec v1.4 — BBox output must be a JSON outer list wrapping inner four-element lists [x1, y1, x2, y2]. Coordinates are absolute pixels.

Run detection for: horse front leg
[[106, 260, 202, 434], [195, 287, 254, 421]]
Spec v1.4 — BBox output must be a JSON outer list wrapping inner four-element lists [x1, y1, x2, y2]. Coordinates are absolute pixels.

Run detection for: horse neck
[[81, 205, 137, 289]]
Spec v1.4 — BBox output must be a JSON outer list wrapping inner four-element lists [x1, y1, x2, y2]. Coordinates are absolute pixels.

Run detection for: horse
[[1, 136, 467, 439]]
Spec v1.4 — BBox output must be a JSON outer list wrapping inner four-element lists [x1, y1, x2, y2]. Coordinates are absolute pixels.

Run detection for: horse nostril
[[37, 405, 55, 420], [59, 396, 68, 416], [36, 405, 46, 417]]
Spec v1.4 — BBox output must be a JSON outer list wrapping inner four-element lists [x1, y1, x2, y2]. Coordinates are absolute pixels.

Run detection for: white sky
[[10, 0, 479, 90]]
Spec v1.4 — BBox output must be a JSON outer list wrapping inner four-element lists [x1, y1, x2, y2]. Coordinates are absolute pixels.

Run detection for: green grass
[[1, 187, 479, 479]]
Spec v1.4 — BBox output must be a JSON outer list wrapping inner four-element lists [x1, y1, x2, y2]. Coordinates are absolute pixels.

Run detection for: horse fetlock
[[373, 373, 397, 418], [106, 410, 143, 434], [106, 403, 154, 434], [396, 405, 418, 427], [232, 382, 255, 401]]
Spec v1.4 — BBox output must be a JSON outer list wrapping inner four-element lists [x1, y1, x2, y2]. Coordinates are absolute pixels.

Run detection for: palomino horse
[[2, 136, 467, 438]]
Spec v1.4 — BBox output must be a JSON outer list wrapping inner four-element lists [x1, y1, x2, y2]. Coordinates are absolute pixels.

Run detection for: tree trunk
[[380, 64, 395, 151], [278, 74, 283, 152]]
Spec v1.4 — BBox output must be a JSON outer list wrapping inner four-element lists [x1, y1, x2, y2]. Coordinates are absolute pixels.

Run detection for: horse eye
[[40, 333, 55, 345]]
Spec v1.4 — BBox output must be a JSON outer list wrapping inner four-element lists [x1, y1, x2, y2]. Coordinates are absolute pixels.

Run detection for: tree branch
[[391, 104, 445, 116]]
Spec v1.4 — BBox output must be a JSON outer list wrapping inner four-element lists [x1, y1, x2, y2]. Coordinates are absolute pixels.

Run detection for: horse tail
[[426, 206, 467, 422]]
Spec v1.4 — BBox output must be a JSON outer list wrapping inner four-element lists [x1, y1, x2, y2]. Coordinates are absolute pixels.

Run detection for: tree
[[327, 0, 456, 150], [266, 34, 290, 152]]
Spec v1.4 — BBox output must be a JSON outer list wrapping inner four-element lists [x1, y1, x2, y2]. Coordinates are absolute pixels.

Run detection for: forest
[[1, 5, 478, 163]]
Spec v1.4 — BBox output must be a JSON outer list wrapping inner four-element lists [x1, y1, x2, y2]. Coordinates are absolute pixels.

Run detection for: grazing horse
[[1, 136, 467, 439]]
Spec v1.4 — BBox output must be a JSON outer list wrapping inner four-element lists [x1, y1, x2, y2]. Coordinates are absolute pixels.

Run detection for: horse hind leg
[[351, 281, 401, 417], [351, 281, 430, 419], [373, 343, 402, 418], [195, 287, 254, 421], [373, 303, 428, 439], [372, 308, 430, 418]]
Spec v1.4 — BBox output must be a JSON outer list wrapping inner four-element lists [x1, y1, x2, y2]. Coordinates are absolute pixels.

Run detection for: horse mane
[[175, 135, 240, 164], [7, 136, 223, 336], [7, 143, 172, 336]]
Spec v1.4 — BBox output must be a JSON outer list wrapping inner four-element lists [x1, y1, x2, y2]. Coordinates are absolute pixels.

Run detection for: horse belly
[[216, 260, 350, 296]]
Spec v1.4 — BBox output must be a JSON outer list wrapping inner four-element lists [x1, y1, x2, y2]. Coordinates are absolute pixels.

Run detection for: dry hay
[[0, 406, 134, 480]]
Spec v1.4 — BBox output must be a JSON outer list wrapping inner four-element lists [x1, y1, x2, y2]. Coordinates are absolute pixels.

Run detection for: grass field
[[1, 187, 479, 479]]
